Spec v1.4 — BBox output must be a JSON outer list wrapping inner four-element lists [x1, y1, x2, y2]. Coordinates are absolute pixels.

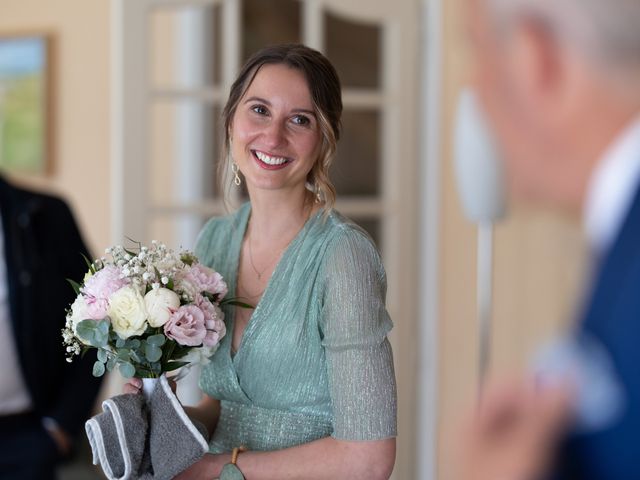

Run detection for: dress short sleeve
[[319, 226, 397, 441]]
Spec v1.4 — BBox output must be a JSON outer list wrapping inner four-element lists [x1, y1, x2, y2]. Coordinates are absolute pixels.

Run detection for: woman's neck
[[246, 186, 314, 242]]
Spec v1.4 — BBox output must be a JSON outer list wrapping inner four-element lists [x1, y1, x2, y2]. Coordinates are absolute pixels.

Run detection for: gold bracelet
[[231, 446, 247, 465], [219, 446, 247, 480]]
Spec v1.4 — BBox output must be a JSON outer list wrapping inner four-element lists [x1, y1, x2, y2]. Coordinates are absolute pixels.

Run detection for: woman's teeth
[[255, 151, 289, 166]]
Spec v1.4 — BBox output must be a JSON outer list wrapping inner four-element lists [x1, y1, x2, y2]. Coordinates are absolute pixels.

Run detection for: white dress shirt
[[584, 115, 640, 254], [0, 218, 33, 414]]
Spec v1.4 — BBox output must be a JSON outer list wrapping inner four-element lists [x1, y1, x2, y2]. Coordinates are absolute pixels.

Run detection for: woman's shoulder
[[323, 210, 377, 248], [320, 209, 383, 268]]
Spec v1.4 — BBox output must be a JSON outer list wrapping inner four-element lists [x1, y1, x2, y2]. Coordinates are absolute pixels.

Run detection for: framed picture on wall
[[0, 34, 52, 174]]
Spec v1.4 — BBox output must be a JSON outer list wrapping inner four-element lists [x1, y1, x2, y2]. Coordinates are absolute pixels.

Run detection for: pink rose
[[181, 264, 228, 299], [164, 305, 207, 346], [81, 266, 129, 319], [196, 295, 226, 347]]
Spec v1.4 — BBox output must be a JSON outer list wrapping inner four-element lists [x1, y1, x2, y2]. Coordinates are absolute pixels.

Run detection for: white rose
[[108, 286, 148, 339], [69, 295, 91, 344], [144, 288, 180, 327]]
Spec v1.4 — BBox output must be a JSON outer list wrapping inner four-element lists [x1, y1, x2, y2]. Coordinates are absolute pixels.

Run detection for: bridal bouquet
[[62, 241, 236, 379]]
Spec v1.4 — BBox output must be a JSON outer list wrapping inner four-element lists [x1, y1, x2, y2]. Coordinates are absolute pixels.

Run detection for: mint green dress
[[195, 203, 397, 453]]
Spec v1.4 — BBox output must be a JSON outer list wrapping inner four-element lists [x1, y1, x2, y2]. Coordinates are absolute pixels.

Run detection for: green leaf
[[224, 299, 255, 309], [119, 362, 136, 378], [180, 252, 197, 266], [106, 357, 117, 371], [97, 319, 110, 335], [97, 349, 108, 363], [81, 253, 97, 274], [147, 334, 166, 347], [116, 337, 126, 348], [94, 331, 109, 348], [92, 361, 106, 377], [67, 279, 83, 295], [76, 320, 97, 344], [163, 361, 189, 372], [145, 344, 162, 363]]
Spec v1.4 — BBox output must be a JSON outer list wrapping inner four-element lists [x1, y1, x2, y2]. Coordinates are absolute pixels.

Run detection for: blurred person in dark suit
[[0, 176, 103, 480], [451, 0, 640, 479]]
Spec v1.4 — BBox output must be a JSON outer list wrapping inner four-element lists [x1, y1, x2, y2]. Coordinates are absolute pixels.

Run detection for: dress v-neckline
[[228, 204, 321, 362]]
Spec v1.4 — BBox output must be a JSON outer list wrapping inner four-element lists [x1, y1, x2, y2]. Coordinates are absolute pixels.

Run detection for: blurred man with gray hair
[[452, 0, 640, 479]]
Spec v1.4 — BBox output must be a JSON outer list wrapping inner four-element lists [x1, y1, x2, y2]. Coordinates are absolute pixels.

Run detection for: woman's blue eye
[[252, 105, 268, 115], [292, 115, 310, 126]]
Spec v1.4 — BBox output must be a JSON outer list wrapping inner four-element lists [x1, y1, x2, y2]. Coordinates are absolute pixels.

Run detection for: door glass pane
[[149, 4, 221, 89], [331, 109, 380, 196], [149, 100, 220, 204], [325, 12, 381, 89], [242, 0, 301, 61]]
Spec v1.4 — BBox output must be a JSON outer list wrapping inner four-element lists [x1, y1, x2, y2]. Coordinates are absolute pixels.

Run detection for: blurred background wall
[[0, 0, 110, 254], [0, 0, 589, 479]]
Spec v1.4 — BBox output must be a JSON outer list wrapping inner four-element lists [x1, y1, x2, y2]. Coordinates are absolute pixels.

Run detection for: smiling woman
[[125, 44, 397, 480]]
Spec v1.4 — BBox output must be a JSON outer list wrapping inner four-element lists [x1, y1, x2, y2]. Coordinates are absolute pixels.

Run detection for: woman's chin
[[245, 179, 307, 195]]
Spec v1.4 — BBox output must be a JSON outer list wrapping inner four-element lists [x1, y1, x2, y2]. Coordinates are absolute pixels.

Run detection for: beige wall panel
[[0, 0, 111, 255]]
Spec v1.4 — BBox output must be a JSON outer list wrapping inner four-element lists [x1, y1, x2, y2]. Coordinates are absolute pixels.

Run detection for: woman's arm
[[176, 436, 396, 480], [183, 395, 221, 439]]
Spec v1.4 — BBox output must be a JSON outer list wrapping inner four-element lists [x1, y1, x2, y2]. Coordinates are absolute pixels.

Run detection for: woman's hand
[[123, 377, 143, 394], [173, 453, 227, 480], [122, 377, 177, 395]]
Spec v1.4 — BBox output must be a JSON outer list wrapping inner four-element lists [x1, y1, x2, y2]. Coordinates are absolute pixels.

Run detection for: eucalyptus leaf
[[147, 334, 166, 347], [116, 350, 131, 362], [95, 332, 109, 348], [129, 350, 142, 363], [106, 357, 117, 371], [119, 362, 136, 378], [92, 361, 106, 377], [97, 319, 110, 335], [97, 349, 108, 363], [145, 344, 162, 363], [116, 337, 126, 348], [76, 320, 97, 344]]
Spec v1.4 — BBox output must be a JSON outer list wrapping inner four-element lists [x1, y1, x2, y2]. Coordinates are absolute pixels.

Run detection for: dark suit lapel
[[0, 177, 21, 339], [581, 183, 640, 335]]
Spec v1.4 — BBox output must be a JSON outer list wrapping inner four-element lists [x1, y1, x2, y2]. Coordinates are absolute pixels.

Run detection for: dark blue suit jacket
[[0, 177, 102, 438], [554, 183, 640, 479]]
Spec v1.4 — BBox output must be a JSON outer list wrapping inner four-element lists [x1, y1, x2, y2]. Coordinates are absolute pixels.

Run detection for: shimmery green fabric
[[195, 203, 397, 453]]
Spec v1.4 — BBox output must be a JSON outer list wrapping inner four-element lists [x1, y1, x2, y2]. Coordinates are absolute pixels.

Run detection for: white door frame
[[110, 1, 442, 478]]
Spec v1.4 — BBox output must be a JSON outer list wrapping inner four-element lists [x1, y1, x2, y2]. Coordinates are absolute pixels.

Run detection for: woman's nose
[[261, 120, 287, 149]]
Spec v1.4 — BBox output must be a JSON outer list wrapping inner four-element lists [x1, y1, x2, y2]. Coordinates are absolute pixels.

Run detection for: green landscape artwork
[[0, 36, 49, 173]]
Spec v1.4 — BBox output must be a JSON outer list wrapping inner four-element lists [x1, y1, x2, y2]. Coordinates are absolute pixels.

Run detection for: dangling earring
[[231, 162, 241, 186], [314, 183, 322, 204]]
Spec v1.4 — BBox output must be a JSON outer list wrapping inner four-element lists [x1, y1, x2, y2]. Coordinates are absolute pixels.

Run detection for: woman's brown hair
[[219, 43, 343, 212]]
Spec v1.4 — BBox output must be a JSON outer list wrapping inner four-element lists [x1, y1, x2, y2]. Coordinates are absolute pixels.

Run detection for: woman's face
[[230, 63, 322, 195]]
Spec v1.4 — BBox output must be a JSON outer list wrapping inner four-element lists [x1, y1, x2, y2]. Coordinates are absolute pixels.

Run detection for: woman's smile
[[251, 149, 294, 170]]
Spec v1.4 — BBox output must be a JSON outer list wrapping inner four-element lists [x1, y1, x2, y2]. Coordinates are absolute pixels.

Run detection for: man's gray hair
[[488, 0, 640, 73]]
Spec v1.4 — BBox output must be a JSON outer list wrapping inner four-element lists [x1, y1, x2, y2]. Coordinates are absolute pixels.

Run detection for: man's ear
[[509, 17, 566, 116]]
